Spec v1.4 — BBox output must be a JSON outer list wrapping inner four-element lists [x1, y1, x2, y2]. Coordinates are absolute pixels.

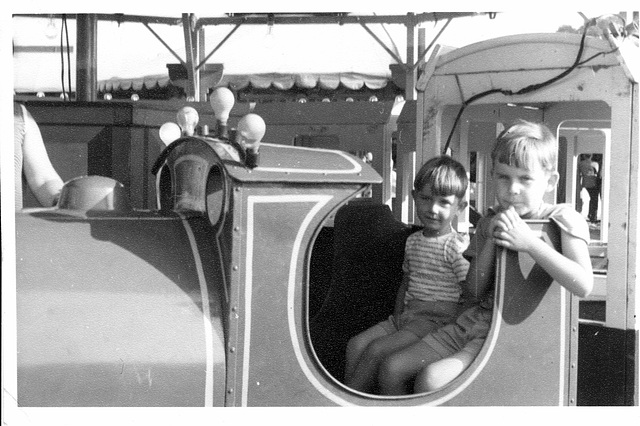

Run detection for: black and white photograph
[[2, 2, 638, 424]]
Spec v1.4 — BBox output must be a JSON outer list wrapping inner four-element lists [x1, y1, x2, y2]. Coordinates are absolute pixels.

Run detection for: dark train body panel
[[16, 211, 227, 406]]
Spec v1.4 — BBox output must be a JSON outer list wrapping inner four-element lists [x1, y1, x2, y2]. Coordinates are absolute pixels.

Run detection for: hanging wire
[[64, 15, 72, 101], [59, 16, 66, 99], [441, 17, 619, 154], [58, 15, 73, 101]]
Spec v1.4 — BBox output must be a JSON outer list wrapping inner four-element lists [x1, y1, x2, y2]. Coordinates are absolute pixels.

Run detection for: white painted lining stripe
[[241, 199, 255, 406], [179, 215, 214, 407], [253, 143, 362, 174], [284, 195, 357, 406], [241, 194, 355, 406], [559, 287, 566, 405]]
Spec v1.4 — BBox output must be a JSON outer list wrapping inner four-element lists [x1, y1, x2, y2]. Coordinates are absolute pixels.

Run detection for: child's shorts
[[379, 300, 461, 339], [421, 305, 493, 359]]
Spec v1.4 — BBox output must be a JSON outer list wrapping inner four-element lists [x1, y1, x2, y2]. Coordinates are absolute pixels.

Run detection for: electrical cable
[[441, 18, 609, 154], [59, 17, 66, 100], [64, 15, 72, 101]]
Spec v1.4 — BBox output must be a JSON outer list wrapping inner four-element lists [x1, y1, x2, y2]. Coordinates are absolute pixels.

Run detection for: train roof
[[417, 32, 639, 105], [219, 142, 382, 185]]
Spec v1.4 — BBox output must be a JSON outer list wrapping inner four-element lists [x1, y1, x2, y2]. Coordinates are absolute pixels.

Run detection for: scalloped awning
[[98, 72, 391, 93]]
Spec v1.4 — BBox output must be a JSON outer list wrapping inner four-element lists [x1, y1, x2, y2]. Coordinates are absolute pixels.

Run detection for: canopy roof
[[98, 72, 392, 92]]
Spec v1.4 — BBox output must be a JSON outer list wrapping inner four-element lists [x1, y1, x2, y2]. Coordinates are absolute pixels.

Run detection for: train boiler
[[7, 88, 612, 409], [13, 89, 380, 407]]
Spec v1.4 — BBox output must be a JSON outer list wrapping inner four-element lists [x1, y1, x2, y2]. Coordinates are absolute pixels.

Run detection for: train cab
[[405, 29, 638, 406]]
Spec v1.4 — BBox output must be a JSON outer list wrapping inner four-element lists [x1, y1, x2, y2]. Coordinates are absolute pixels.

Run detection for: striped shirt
[[403, 230, 470, 303]]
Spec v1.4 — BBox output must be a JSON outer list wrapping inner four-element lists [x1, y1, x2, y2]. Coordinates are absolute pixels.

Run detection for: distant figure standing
[[578, 153, 600, 222], [14, 102, 64, 210]]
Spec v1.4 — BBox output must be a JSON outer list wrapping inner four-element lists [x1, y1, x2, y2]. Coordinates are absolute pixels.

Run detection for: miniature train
[[11, 88, 591, 407]]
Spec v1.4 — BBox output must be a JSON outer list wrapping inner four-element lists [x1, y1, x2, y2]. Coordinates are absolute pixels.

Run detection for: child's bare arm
[[492, 207, 593, 298]]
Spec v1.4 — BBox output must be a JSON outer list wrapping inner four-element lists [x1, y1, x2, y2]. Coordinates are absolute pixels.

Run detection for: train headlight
[[237, 113, 266, 168], [176, 106, 199, 137], [210, 87, 235, 139], [159, 122, 182, 146]]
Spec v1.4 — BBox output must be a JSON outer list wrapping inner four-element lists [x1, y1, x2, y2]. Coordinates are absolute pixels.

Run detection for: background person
[[14, 102, 63, 210], [578, 153, 600, 223]]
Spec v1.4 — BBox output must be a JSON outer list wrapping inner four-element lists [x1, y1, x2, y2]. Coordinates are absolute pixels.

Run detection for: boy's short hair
[[491, 120, 557, 172], [414, 155, 468, 200]]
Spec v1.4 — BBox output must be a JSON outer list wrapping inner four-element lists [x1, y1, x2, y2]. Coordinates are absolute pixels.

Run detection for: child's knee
[[378, 352, 407, 383], [345, 335, 359, 354], [346, 333, 369, 356], [414, 356, 468, 393], [413, 365, 440, 393]]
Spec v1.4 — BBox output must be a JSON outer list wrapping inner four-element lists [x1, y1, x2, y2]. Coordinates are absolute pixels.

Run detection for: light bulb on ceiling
[[45, 17, 58, 39], [263, 14, 276, 49]]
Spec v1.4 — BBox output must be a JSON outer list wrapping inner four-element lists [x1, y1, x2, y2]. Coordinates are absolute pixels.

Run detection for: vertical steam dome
[[57, 176, 132, 212]]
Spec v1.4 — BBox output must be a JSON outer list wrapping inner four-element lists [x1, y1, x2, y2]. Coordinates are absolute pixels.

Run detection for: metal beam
[[196, 12, 486, 28], [196, 23, 242, 71], [143, 22, 186, 66], [14, 12, 488, 27], [359, 22, 406, 70], [411, 18, 452, 71], [181, 13, 199, 100], [14, 13, 182, 26]]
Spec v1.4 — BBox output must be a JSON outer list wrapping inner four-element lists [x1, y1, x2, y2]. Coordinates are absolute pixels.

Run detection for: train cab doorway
[[558, 121, 610, 303], [558, 121, 610, 244]]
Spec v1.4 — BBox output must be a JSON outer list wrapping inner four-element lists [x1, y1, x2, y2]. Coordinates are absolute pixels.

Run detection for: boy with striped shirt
[[344, 155, 470, 393]]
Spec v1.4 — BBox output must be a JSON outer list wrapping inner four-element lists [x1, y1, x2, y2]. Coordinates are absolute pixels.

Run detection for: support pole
[[404, 16, 416, 101], [182, 13, 199, 101], [76, 14, 98, 101]]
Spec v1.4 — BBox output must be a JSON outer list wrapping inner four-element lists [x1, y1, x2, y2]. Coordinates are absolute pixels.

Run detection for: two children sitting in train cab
[[345, 120, 593, 395]]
